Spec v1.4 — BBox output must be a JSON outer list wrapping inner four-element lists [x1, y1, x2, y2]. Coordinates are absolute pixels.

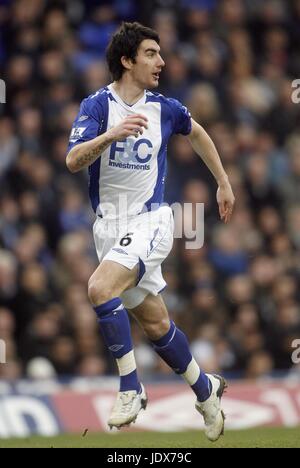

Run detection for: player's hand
[[107, 114, 148, 141], [216, 181, 235, 223]]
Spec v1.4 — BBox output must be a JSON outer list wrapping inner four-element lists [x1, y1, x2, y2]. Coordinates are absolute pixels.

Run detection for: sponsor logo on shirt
[[109, 138, 153, 170]]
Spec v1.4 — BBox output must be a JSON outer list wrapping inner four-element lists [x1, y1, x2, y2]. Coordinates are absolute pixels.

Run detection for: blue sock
[[94, 297, 141, 393], [151, 321, 212, 402]]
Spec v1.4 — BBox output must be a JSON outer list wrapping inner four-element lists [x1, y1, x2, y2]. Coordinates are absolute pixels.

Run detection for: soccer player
[[66, 22, 235, 441]]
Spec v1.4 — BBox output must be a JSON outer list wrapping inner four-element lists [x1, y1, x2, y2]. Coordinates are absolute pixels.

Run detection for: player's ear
[[121, 56, 133, 71]]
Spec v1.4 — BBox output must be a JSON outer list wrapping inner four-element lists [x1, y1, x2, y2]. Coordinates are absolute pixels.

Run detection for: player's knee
[[88, 279, 114, 306], [144, 318, 170, 341]]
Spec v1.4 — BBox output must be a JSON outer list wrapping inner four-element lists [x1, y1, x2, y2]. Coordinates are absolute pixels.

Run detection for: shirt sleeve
[[67, 98, 102, 154], [167, 98, 192, 136]]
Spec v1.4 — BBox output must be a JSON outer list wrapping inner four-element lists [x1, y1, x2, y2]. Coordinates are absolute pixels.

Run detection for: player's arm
[[66, 114, 148, 173], [188, 118, 235, 223]]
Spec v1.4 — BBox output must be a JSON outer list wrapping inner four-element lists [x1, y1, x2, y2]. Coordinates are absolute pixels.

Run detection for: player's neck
[[112, 78, 145, 106]]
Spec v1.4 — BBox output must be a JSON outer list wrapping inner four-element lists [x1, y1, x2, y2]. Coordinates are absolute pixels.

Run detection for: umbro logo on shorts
[[112, 248, 129, 255]]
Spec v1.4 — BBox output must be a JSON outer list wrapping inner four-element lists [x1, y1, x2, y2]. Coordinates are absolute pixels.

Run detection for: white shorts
[[93, 205, 174, 309]]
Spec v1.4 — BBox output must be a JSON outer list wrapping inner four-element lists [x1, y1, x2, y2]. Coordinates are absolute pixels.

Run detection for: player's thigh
[[129, 293, 170, 338], [92, 218, 138, 296], [89, 260, 138, 297]]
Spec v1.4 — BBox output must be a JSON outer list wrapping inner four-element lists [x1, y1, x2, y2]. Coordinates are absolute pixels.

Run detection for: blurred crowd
[[1, 0, 300, 382]]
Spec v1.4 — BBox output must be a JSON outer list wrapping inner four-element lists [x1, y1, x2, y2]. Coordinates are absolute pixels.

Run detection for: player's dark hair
[[106, 22, 160, 81]]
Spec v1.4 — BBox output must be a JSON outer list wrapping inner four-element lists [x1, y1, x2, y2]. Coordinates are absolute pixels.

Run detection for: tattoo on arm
[[73, 139, 111, 170]]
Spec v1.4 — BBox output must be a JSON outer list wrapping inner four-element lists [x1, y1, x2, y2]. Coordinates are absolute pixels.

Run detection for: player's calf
[[93, 297, 141, 392]]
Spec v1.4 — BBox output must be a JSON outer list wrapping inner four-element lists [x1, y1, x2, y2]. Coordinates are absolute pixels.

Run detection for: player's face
[[131, 39, 165, 89]]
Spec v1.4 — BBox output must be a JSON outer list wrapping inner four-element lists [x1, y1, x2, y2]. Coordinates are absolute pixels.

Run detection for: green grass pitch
[[1, 427, 300, 448]]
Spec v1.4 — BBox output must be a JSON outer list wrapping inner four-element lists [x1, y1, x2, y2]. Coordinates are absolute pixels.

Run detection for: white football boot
[[195, 374, 227, 442], [108, 383, 148, 429]]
